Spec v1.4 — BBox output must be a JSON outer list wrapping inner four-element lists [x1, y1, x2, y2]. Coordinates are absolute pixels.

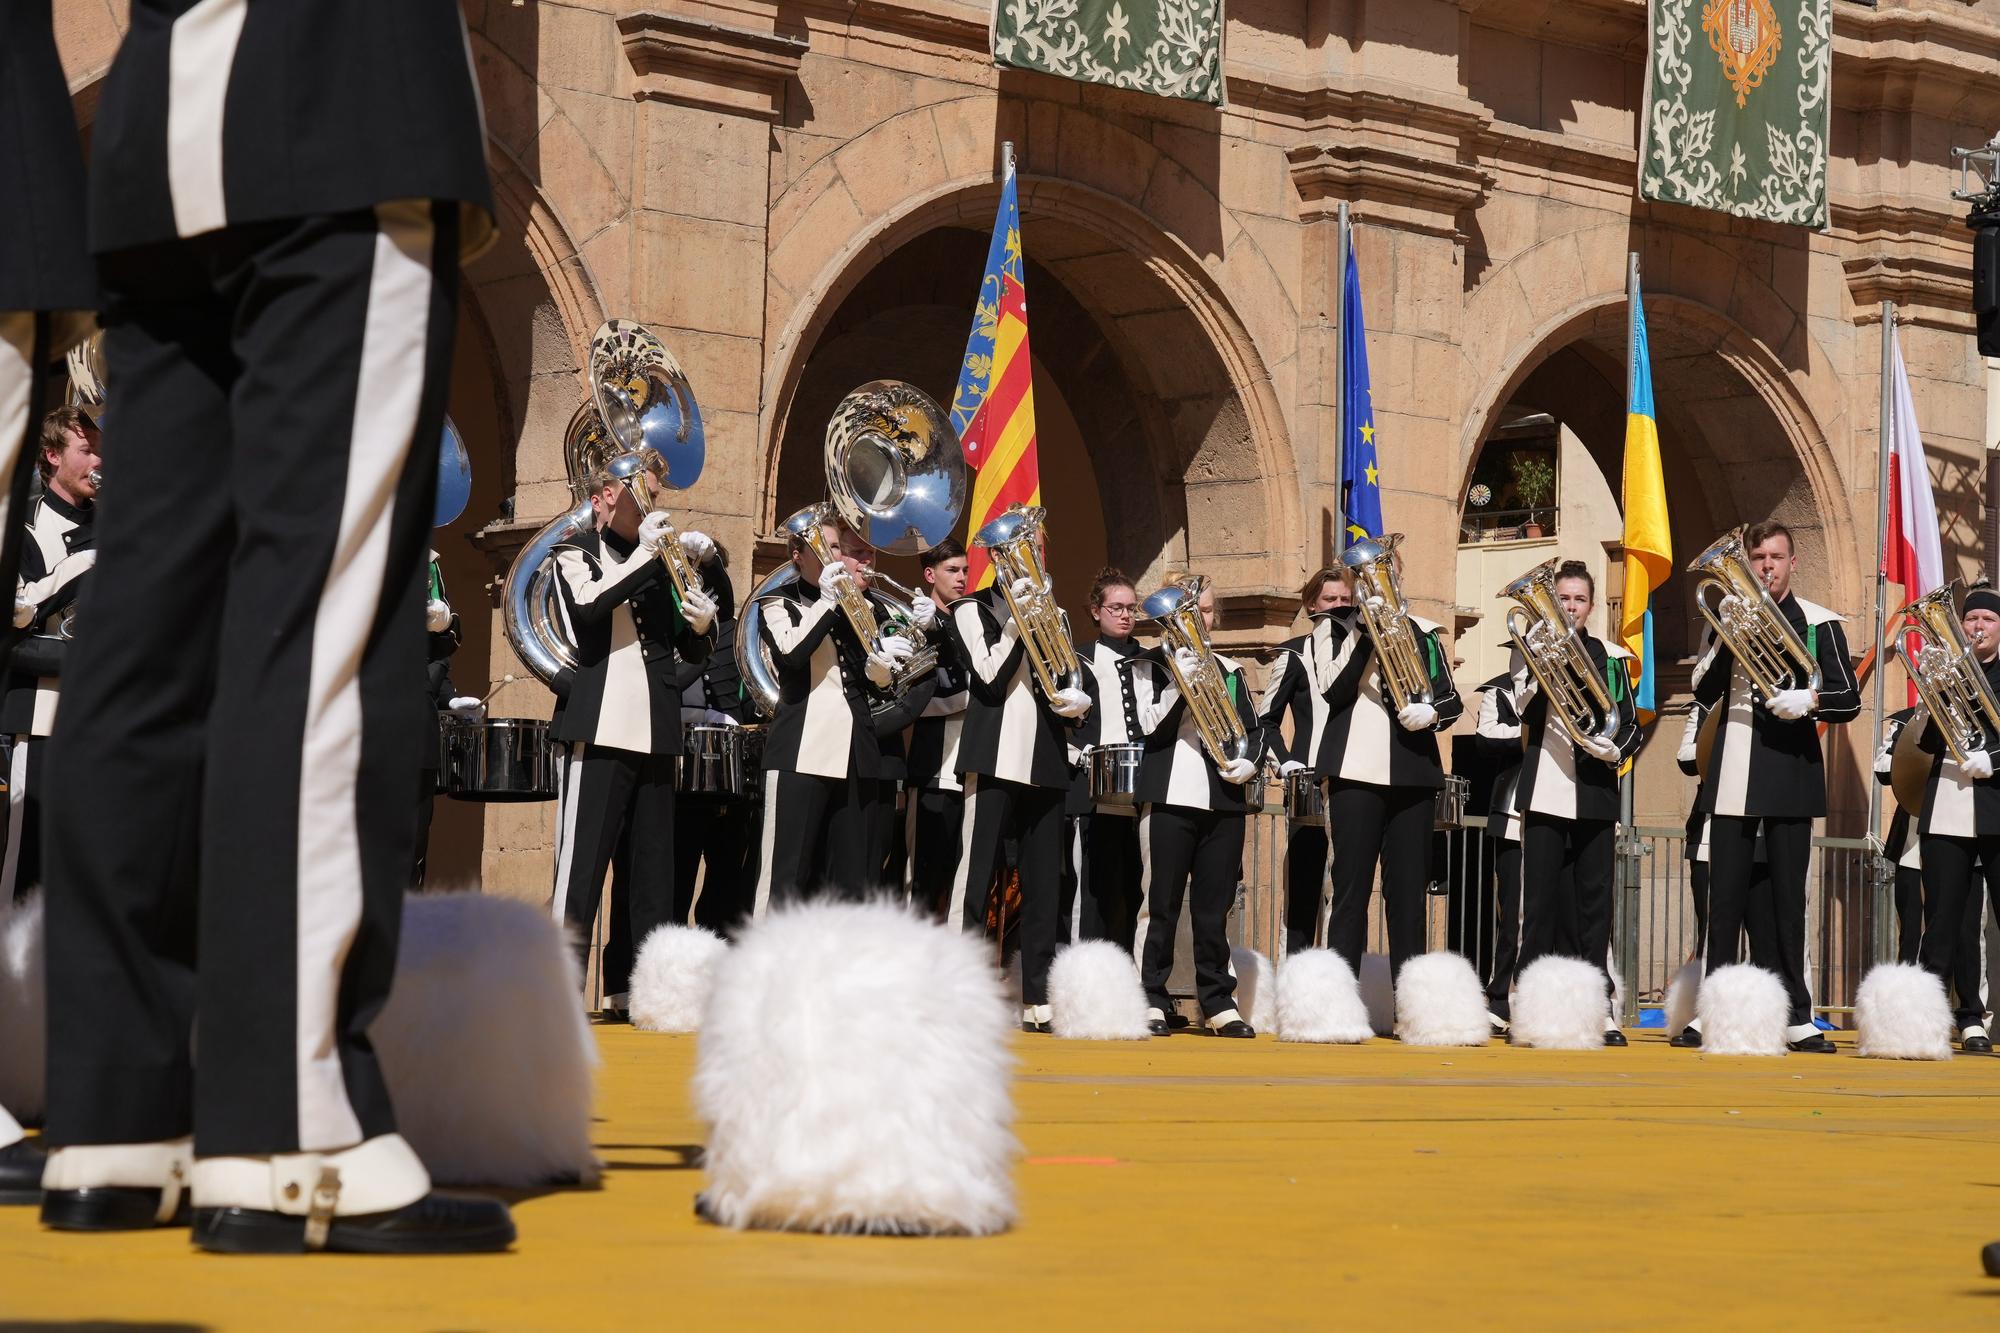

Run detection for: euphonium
[[1500, 558, 1617, 745], [1143, 574, 1250, 767], [1892, 580, 2000, 771], [1339, 533, 1433, 711], [1687, 526, 1820, 698], [973, 504, 1082, 699]]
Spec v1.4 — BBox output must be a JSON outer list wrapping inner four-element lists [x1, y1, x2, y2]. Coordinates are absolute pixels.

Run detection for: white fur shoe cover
[[1274, 949, 1373, 1044], [1048, 941, 1149, 1040], [1665, 959, 1703, 1036], [695, 898, 1017, 1235], [1393, 952, 1490, 1047], [0, 891, 45, 1121], [1855, 962, 1952, 1060], [1695, 963, 1789, 1056], [1510, 956, 1608, 1050], [629, 924, 729, 1034], [1229, 946, 1276, 1033], [372, 892, 601, 1187], [1358, 953, 1395, 1037]]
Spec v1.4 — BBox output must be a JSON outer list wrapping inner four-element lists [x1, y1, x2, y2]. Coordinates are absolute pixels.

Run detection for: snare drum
[[1433, 774, 1470, 830], [442, 717, 558, 802], [678, 723, 752, 799], [1087, 742, 1144, 807], [1283, 770, 1324, 825]]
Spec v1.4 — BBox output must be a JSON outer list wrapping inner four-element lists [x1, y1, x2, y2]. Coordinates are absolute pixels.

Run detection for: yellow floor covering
[[7, 1025, 2000, 1329]]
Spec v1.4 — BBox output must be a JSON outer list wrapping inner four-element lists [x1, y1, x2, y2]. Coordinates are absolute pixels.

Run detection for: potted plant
[[1511, 453, 1555, 539]]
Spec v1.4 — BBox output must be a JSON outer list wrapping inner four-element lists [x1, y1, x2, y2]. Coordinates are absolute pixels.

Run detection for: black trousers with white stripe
[[1706, 815, 1814, 1031], [673, 795, 757, 934], [1520, 814, 1616, 1017], [1484, 836, 1521, 1016], [906, 786, 963, 917], [1918, 835, 1999, 1029], [1324, 779, 1431, 980], [1072, 809, 1142, 952], [1283, 823, 1329, 955], [2, 735, 44, 902], [951, 775, 1063, 1007], [753, 770, 878, 914], [44, 204, 459, 1153], [1136, 804, 1243, 1020], [551, 743, 676, 1001]]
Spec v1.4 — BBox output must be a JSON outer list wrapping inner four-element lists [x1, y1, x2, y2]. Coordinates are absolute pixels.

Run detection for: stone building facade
[[46, 0, 2000, 900]]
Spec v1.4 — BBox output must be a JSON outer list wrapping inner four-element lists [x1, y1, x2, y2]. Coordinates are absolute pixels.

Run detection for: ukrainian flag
[[1340, 244, 1383, 543], [1620, 288, 1670, 724]]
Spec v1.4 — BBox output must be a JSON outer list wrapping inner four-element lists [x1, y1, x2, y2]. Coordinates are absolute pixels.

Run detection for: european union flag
[[1340, 245, 1383, 543]]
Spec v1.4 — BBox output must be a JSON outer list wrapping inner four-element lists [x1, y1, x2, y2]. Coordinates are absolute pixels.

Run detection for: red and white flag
[[1882, 328, 1944, 703]]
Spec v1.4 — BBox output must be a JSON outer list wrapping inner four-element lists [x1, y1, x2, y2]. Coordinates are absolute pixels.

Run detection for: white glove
[[1051, 686, 1092, 720], [425, 599, 452, 633], [1397, 702, 1438, 732], [638, 511, 673, 553], [818, 560, 853, 602], [878, 634, 915, 665], [1365, 595, 1388, 614], [1578, 734, 1621, 764], [1766, 688, 1813, 721], [1173, 647, 1203, 680], [1219, 757, 1259, 785], [446, 695, 483, 719], [1010, 576, 1041, 603], [864, 649, 897, 689], [678, 529, 715, 565], [1278, 759, 1307, 778], [910, 593, 940, 630], [1964, 750, 1996, 781], [678, 586, 717, 635], [11, 597, 30, 630]]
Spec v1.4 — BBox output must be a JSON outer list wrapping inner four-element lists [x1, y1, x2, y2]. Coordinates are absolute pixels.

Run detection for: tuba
[[503, 320, 705, 693], [973, 504, 1081, 699], [1687, 526, 1821, 698], [1889, 581, 2000, 812], [1339, 533, 1434, 711], [1500, 558, 1618, 745], [1143, 574, 1250, 767]]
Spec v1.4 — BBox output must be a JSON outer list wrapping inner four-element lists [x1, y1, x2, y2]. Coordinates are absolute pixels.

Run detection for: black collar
[[1093, 634, 1141, 658], [40, 487, 91, 524]]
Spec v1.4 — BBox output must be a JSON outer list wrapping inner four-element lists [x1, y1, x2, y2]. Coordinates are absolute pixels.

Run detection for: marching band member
[[944, 544, 1093, 1032], [904, 541, 971, 915], [0, 0, 94, 1207], [1131, 577, 1265, 1037], [1676, 702, 1711, 958], [1069, 568, 1146, 950], [1907, 589, 2000, 1052], [1257, 567, 1353, 954], [752, 513, 910, 911], [415, 550, 480, 889], [1314, 558, 1464, 984], [1507, 563, 1641, 1046], [547, 489, 716, 1011], [1474, 672, 1525, 1034], [1676, 521, 1858, 1052], [3, 407, 100, 901], [671, 541, 760, 932]]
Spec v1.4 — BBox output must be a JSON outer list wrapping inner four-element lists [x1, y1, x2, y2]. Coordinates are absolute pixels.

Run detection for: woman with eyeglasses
[[1068, 568, 1148, 953]]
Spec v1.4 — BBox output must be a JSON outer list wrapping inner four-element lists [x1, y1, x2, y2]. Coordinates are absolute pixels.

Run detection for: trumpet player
[[1678, 521, 1858, 1053], [1132, 577, 1265, 1037], [1069, 568, 1146, 950], [4, 406, 101, 901], [752, 512, 912, 911], [1507, 562, 1641, 1045], [547, 471, 717, 1010]]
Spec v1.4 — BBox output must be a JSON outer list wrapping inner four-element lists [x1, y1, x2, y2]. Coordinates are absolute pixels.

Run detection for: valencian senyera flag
[[1639, 0, 1831, 228], [950, 154, 1038, 590], [992, 0, 1225, 106], [1339, 243, 1383, 545], [1620, 288, 1671, 725]]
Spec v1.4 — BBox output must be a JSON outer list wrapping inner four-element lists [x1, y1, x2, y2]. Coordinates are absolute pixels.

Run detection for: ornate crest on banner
[[1701, 0, 1781, 108]]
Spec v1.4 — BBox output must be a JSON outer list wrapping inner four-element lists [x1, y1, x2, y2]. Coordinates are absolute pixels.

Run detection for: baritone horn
[[973, 504, 1082, 699], [1500, 558, 1617, 745], [1687, 526, 1820, 698], [1889, 581, 2000, 813], [1143, 574, 1250, 767], [1340, 533, 1433, 710]]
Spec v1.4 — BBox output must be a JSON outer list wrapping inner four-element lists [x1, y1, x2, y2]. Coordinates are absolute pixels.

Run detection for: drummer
[[417, 550, 482, 888], [671, 541, 759, 933], [1070, 568, 1150, 951], [1258, 568, 1353, 954]]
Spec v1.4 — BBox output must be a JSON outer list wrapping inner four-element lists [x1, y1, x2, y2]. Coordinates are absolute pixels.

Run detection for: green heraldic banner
[[1639, 0, 1831, 228], [992, 0, 1225, 106]]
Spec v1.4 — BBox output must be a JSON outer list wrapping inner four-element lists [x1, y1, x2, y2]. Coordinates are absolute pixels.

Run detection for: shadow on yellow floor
[[8, 1027, 2000, 1329]]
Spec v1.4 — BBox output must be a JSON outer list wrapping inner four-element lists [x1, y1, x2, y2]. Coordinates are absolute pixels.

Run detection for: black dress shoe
[[1145, 1018, 1171, 1036], [41, 1185, 191, 1231], [192, 1193, 515, 1255], [1964, 1034, 1993, 1054], [1788, 1033, 1837, 1054], [1602, 1030, 1628, 1047], [1670, 1026, 1702, 1048], [1165, 1010, 1192, 1031], [0, 1138, 44, 1205], [1019, 1020, 1053, 1034], [1983, 1240, 2000, 1277], [1210, 1020, 1255, 1039]]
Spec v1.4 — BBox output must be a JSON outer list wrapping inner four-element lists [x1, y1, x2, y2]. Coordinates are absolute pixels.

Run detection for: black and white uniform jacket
[[1679, 702, 1714, 863], [1876, 708, 1921, 871], [906, 631, 969, 794], [1902, 657, 2000, 839], [1509, 635, 1642, 824], [3, 490, 94, 738], [1131, 652, 1268, 814], [1475, 674, 1525, 844], [1311, 608, 1464, 788], [950, 588, 1078, 790], [1, 1, 95, 314], [87, 0, 494, 259], [756, 579, 898, 782], [1257, 625, 1333, 772], [1691, 593, 1859, 820], [548, 528, 711, 757], [1070, 635, 1146, 816]]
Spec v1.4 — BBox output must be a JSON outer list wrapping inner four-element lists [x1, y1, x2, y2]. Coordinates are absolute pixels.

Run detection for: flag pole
[[1617, 251, 1640, 1024], [1332, 201, 1349, 559], [1871, 301, 1894, 844]]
